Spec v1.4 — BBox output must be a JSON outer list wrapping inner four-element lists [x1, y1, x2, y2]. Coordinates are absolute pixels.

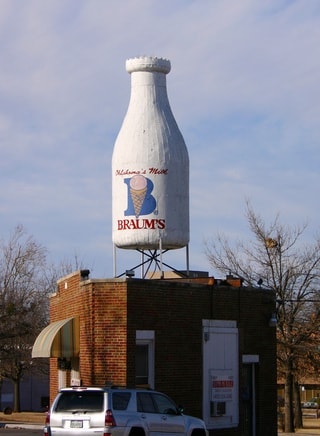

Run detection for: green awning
[[32, 317, 79, 358]]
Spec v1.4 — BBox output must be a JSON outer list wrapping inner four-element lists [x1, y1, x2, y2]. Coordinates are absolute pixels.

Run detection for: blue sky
[[1, 0, 319, 278]]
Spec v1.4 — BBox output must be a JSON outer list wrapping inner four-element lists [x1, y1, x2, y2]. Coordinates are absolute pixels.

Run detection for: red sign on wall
[[211, 376, 234, 402], [212, 380, 234, 388]]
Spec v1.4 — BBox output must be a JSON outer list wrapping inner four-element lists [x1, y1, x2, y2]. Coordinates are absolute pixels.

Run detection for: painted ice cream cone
[[130, 175, 147, 218]]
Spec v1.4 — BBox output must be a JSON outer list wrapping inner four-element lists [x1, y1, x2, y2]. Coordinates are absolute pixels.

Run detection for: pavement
[[280, 432, 320, 436], [0, 422, 43, 429], [1, 412, 320, 434], [278, 418, 320, 435], [0, 412, 44, 430]]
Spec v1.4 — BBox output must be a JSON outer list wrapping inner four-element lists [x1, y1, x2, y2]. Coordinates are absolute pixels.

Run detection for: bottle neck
[[128, 71, 170, 113], [130, 70, 167, 89]]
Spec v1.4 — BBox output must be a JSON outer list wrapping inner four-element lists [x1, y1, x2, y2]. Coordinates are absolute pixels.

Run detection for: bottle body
[[112, 57, 189, 250]]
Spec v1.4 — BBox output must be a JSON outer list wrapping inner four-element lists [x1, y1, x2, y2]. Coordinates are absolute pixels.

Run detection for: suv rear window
[[112, 392, 131, 410], [55, 391, 104, 412]]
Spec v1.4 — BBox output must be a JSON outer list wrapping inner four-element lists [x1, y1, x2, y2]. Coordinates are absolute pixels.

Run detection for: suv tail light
[[44, 411, 50, 436], [104, 409, 116, 436], [105, 409, 116, 426], [45, 411, 50, 425]]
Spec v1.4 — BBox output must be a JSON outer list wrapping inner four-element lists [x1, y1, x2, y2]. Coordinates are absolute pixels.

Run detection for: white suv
[[44, 386, 208, 436]]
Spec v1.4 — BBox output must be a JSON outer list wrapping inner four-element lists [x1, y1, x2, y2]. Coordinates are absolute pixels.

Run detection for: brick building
[[33, 269, 278, 436]]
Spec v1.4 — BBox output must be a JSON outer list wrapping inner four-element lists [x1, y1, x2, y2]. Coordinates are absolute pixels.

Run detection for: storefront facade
[[33, 270, 277, 436]]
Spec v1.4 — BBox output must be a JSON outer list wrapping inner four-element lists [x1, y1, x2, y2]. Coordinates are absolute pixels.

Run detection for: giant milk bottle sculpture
[[112, 56, 189, 256]]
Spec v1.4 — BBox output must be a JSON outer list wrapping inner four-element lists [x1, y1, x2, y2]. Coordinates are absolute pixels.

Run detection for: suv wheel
[[191, 429, 207, 436], [129, 427, 146, 436]]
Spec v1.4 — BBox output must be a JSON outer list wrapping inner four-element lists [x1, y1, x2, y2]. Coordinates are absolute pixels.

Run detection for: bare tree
[[0, 225, 49, 411], [0, 224, 90, 411], [45, 254, 86, 286], [205, 203, 320, 433]]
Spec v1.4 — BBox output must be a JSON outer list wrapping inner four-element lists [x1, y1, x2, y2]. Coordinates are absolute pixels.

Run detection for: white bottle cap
[[126, 56, 171, 74]]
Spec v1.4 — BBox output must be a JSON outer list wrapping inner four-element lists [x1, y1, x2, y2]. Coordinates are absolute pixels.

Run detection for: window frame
[[136, 330, 155, 389]]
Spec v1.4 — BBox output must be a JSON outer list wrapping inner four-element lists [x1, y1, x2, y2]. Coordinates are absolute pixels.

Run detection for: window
[[55, 391, 104, 412], [112, 392, 131, 410], [136, 331, 155, 388], [152, 393, 178, 414], [137, 392, 156, 413], [136, 344, 149, 385]]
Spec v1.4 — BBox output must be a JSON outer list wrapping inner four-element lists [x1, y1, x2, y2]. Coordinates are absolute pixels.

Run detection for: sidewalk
[[280, 431, 320, 435], [279, 417, 320, 435], [0, 411, 44, 430], [0, 422, 43, 429], [1, 412, 320, 434]]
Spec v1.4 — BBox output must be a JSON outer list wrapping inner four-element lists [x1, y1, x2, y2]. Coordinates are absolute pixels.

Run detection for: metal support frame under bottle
[[113, 242, 190, 279]]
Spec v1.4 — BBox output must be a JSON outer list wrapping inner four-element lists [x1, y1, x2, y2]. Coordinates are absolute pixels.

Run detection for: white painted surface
[[112, 56, 189, 249], [203, 320, 239, 429]]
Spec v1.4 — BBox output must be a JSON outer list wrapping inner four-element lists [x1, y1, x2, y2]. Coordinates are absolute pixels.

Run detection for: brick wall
[[47, 272, 277, 436], [49, 271, 89, 400], [126, 279, 209, 417], [49, 273, 129, 399], [89, 280, 127, 386]]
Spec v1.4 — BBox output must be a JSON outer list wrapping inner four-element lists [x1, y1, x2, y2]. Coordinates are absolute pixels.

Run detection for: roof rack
[[104, 383, 153, 390]]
